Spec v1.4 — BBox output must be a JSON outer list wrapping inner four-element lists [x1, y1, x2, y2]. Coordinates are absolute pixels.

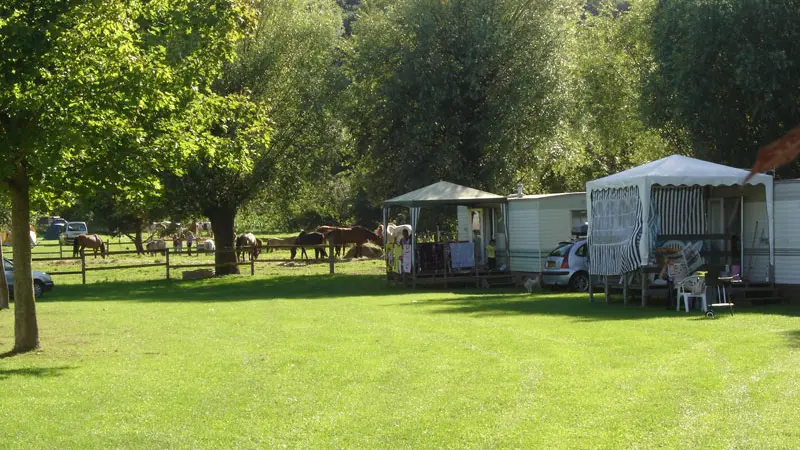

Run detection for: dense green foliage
[[2, 274, 799, 447], [645, 0, 800, 174], [344, 0, 561, 199]]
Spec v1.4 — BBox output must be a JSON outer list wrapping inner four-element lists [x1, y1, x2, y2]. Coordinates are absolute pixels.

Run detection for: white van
[[59, 222, 88, 244]]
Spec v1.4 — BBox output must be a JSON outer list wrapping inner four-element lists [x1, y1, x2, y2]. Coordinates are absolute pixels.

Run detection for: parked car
[[541, 238, 590, 292], [3, 257, 55, 298], [59, 221, 88, 245]]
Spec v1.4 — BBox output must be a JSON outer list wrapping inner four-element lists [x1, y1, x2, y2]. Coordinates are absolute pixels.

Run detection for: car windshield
[[549, 243, 573, 257], [68, 223, 86, 231]]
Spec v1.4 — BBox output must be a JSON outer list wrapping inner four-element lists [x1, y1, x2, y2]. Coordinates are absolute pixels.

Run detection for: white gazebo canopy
[[383, 181, 507, 207], [586, 155, 774, 275]]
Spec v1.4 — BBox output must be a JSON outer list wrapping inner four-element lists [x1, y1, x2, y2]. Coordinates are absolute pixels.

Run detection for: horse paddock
[[1, 268, 799, 448]]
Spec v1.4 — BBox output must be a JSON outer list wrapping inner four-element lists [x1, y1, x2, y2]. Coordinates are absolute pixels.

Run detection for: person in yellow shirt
[[486, 239, 497, 271]]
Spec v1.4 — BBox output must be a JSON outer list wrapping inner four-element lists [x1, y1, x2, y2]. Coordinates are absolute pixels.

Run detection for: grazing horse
[[146, 239, 167, 256], [265, 236, 296, 253], [188, 221, 214, 238], [325, 226, 382, 258], [291, 231, 328, 261], [236, 233, 262, 261], [316, 225, 350, 257], [73, 234, 107, 259]]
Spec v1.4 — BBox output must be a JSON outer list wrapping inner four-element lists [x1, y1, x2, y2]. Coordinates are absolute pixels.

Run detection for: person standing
[[486, 239, 497, 271], [186, 232, 194, 256]]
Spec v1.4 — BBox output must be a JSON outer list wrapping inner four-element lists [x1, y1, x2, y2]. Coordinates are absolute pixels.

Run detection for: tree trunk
[[208, 207, 239, 276], [134, 228, 144, 255], [9, 163, 39, 352], [0, 233, 9, 310]]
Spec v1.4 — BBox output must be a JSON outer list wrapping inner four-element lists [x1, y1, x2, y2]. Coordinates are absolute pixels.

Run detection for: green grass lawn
[[1, 272, 799, 448]]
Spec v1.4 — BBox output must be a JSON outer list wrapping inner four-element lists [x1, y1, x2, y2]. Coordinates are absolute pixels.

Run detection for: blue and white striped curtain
[[589, 187, 643, 275], [651, 186, 706, 236], [410, 207, 421, 274]]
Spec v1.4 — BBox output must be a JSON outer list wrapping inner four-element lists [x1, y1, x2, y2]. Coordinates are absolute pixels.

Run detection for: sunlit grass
[[1, 271, 799, 448]]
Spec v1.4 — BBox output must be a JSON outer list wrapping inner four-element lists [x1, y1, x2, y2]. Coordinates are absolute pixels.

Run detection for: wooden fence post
[[329, 245, 334, 274], [59, 242, 62, 259], [250, 258, 255, 276], [81, 249, 86, 285], [166, 248, 170, 280]]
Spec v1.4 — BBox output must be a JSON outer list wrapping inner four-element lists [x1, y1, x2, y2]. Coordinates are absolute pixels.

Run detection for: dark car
[[4, 257, 55, 298]]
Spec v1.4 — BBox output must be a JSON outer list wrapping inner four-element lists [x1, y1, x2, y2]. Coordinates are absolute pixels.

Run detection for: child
[[486, 239, 497, 271], [186, 232, 194, 256]]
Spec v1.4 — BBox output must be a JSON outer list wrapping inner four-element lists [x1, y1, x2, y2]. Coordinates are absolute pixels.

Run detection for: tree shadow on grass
[[410, 292, 800, 321], [782, 330, 800, 348], [0, 366, 74, 379], [38, 274, 477, 303]]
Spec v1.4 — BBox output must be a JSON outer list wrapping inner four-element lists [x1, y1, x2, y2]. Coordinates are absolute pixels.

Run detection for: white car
[[541, 239, 590, 292], [59, 222, 88, 245]]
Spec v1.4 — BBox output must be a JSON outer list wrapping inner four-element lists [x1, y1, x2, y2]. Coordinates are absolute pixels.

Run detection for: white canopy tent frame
[[383, 181, 509, 285], [586, 155, 774, 303]]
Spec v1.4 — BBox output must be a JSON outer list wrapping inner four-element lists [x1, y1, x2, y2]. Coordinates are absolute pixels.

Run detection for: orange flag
[[744, 124, 800, 183]]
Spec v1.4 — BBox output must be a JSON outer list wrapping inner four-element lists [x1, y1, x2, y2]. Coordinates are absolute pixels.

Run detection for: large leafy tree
[[0, 0, 248, 353], [645, 0, 800, 174], [163, 0, 343, 275], [344, 0, 561, 201], [537, 0, 672, 192]]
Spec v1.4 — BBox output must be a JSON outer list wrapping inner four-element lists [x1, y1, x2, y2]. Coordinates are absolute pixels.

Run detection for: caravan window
[[571, 210, 588, 229]]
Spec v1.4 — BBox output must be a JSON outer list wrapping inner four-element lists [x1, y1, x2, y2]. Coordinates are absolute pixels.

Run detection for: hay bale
[[344, 243, 383, 259], [182, 269, 214, 280]]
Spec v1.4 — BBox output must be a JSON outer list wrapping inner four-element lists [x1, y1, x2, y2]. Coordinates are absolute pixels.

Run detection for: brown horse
[[316, 226, 350, 256], [73, 234, 107, 259], [325, 226, 382, 258]]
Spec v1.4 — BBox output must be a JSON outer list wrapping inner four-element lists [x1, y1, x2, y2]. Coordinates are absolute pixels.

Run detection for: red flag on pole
[[744, 124, 800, 184]]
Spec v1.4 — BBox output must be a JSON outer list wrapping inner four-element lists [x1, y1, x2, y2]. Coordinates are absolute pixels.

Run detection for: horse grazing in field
[[291, 231, 327, 261], [265, 237, 296, 253], [236, 233, 262, 261], [200, 239, 215, 255], [325, 226, 382, 258], [188, 221, 214, 238], [316, 226, 351, 256], [73, 234, 107, 259], [146, 239, 167, 256]]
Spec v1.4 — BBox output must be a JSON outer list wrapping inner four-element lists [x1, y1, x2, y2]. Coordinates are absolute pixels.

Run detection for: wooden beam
[[641, 268, 648, 307], [623, 272, 628, 305]]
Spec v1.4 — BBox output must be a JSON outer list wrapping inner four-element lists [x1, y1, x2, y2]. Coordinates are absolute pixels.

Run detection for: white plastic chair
[[675, 275, 706, 312]]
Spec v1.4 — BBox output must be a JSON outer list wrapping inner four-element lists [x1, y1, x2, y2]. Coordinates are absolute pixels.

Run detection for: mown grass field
[[1, 265, 799, 448]]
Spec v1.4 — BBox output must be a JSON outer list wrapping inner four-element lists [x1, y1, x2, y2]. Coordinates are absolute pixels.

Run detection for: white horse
[[386, 223, 412, 244]]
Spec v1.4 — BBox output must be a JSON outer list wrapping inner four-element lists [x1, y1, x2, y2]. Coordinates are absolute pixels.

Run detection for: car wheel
[[33, 280, 44, 299], [569, 272, 590, 292]]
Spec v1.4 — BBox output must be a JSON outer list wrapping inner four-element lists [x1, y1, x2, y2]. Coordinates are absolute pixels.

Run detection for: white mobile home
[[506, 193, 587, 273], [774, 179, 800, 285], [456, 192, 586, 273]]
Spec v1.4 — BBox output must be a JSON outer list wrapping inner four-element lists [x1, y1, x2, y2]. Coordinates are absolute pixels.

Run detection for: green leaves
[[345, 0, 561, 200], [645, 0, 800, 173]]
